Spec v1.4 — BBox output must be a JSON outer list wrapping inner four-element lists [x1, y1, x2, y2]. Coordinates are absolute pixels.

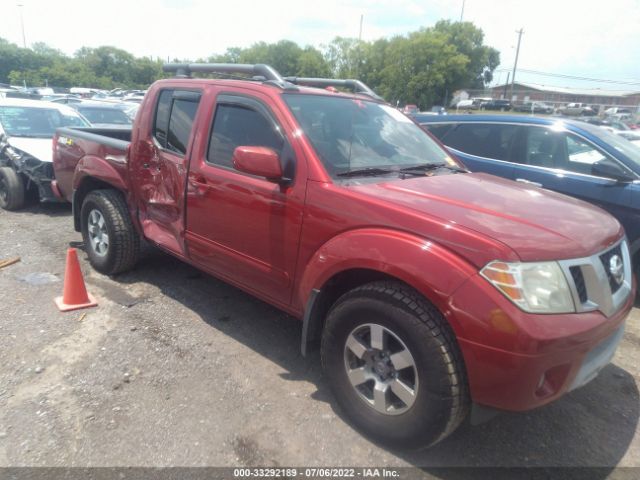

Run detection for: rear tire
[[80, 189, 140, 275], [321, 281, 469, 449], [0, 167, 26, 210]]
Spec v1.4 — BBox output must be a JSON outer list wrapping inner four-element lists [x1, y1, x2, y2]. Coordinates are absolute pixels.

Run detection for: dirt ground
[[1, 202, 639, 477]]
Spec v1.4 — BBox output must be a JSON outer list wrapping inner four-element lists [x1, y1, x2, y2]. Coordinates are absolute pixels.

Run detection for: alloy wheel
[[87, 209, 109, 256], [343, 323, 418, 415]]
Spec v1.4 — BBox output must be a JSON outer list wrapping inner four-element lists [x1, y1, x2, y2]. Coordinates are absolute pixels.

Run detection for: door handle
[[516, 178, 542, 188], [191, 175, 207, 185], [189, 175, 209, 197]]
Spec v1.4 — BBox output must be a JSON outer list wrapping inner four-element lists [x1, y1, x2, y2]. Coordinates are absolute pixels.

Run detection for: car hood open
[[349, 172, 623, 263]]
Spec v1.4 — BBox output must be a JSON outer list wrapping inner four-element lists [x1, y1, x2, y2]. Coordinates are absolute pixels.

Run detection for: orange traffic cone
[[54, 248, 98, 312]]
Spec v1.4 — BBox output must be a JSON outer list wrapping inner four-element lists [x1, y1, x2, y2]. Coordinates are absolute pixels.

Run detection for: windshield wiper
[[399, 163, 467, 174], [335, 167, 397, 178]]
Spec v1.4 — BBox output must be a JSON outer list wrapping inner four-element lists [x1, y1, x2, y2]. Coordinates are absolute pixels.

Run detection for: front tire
[[80, 189, 140, 275], [321, 281, 469, 449], [0, 167, 26, 210]]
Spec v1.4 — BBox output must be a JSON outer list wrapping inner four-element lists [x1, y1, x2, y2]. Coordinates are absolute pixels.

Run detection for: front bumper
[[447, 272, 634, 412]]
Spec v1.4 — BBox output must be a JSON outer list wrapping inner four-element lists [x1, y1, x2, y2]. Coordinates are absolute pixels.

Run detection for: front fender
[[297, 228, 478, 318]]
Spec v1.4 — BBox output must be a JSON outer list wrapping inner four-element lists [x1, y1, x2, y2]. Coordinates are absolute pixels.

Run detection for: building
[[488, 82, 640, 111]]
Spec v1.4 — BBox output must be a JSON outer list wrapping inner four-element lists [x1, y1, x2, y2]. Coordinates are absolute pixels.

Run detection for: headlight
[[480, 261, 575, 314]]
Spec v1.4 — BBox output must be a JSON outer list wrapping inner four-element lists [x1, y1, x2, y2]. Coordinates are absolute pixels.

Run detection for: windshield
[[576, 121, 640, 168], [283, 94, 457, 177], [0, 106, 89, 137], [76, 107, 131, 125]]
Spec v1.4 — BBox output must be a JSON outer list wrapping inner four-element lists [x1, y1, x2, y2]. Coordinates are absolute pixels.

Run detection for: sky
[[3, 0, 640, 91]]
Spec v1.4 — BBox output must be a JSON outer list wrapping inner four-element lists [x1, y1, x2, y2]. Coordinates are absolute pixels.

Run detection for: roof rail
[[283, 77, 382, 100], [163, 63, 286, 83]]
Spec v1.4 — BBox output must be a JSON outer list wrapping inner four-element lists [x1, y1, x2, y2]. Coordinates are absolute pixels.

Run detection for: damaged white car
[[0, 98, 90, 210]]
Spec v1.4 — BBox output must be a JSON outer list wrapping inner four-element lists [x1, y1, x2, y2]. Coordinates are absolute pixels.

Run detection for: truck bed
[[53, 126, 132, 202], [57, 126, 132, 148]]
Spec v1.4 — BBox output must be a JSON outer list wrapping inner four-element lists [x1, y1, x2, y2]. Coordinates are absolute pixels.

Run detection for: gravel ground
[[1, 202, 639, 475]]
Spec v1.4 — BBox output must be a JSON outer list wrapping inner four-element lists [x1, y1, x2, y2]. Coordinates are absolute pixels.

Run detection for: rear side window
[[422, 123, 455, 140], [440, 123, 519, 161], [153, 90, 172, 147], [207, 103, 283, 168], [167, 99, 200, 154], [153, 90, 201, 155]]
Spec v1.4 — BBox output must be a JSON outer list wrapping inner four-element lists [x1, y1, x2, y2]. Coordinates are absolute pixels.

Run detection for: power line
[[494, 68, 640, 86]]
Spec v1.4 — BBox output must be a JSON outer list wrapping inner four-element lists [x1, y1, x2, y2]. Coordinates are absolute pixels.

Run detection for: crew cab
[[52, 63, 634, 449]]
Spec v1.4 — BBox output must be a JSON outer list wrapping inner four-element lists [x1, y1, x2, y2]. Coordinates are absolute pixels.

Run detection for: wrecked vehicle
[[52, 64, 634, 449], [0, 98, 90, 210]]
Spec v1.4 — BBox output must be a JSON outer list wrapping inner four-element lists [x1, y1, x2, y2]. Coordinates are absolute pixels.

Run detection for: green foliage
[[0, 19, 498, 106]]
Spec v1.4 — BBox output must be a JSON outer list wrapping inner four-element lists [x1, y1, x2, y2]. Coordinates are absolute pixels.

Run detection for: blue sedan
[[416, 114, 640, 271]]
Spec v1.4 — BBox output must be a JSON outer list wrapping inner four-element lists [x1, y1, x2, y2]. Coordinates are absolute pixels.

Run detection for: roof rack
[[283, 77, 382, 100], [161, 64, 381, 99], [163, 63, 286, 83]]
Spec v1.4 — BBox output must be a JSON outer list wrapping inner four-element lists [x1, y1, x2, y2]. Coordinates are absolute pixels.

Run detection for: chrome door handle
[[516, 178, 542, 187]]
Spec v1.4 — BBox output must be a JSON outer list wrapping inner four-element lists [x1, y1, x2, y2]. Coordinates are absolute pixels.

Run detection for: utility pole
[[503, 72, 510, 99], [509, 28, 524, 102], [356, 14, 364, 78], [17, 4, 26, 48], [460, 0, 466, 21]]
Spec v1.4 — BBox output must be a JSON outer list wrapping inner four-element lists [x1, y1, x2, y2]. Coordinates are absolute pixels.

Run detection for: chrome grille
[[569, 266, 588, 304], [559, 239, 631, 318]]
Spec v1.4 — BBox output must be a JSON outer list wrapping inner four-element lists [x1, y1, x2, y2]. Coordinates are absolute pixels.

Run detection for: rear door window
[[153, 90, 173, 147], [439, 123, 519, 161], [153, 89, 201, 155], [422, 123, 455, 140], [167, 98, 200, 155]]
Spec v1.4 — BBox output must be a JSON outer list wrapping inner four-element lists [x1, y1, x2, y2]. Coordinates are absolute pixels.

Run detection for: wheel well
[[73, 177, 122, 231], [302, 268, 418, 355]]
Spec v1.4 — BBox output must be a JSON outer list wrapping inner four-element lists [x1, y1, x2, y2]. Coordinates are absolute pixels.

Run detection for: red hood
[[349, 173, 623, 263]]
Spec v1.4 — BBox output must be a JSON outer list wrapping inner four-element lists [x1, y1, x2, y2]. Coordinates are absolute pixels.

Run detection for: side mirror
[[232, 146, 283, 181], [592, 159, 634, 183]]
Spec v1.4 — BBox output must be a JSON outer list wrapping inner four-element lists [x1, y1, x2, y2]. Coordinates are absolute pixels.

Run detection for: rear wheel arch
[[80, 188, 140, 275], [73, 177, 129, 232]]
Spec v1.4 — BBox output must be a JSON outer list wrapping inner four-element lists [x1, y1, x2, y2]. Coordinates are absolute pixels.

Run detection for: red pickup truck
[[52, 63, 634, 449]]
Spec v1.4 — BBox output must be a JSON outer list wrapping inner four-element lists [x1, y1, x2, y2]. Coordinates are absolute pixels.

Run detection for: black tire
[[80, 189, 140, 275], [0, 166, 26, 210], [321, 281, 469, 449]]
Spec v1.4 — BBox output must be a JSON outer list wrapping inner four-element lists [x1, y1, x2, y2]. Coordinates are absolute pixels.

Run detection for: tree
[[378, 31, 469, 108], [0, 19, 499, 98], [432, 20, 500, 90], [323, 37, 363, 78], [296, 47, 331, 77]]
